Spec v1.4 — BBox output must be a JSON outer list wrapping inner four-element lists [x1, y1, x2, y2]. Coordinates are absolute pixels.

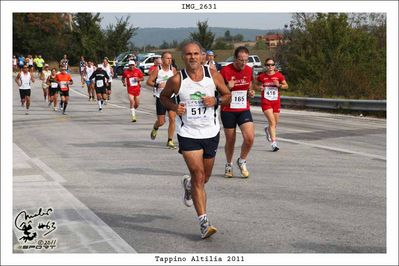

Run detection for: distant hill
[[132, 27, 282, 47]]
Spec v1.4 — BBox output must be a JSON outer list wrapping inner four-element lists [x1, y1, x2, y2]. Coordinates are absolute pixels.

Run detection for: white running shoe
[[236, 158, 250, 178], [271, 141, 280, 152], [182, 175, 193, 207]]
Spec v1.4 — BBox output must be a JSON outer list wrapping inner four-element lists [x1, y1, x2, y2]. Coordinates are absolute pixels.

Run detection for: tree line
[[13, 13, 137, 65], [275, 13, 386, 99]]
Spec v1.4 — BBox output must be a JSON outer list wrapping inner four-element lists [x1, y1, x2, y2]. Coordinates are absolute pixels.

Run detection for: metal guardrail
[[251, 96, 386, 112]]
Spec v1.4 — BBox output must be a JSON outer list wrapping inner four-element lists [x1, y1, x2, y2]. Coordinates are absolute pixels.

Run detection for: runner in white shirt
[[160, 41, 231, 239], [146, 51, 178, 149], [15, 64, 35, 114]]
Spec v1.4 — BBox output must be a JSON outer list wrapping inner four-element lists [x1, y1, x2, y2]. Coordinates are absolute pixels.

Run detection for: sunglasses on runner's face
[[266, 63, 275, 66]]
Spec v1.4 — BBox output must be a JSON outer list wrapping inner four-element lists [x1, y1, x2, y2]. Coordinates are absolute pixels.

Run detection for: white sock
[[238, 158, 246, 164], [130, 108, 135, 116], [98, 100, 102, 108]]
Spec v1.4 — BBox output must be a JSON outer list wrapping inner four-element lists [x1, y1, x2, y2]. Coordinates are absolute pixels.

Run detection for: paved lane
[[12, 73, 386, 253]]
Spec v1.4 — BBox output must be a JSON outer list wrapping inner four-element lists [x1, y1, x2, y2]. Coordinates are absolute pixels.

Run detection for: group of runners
[[14, 43, 288, 239]]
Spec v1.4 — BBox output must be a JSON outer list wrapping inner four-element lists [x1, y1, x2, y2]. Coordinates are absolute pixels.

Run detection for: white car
[[123, 53, 162, 75], [137, 54, 161, 75], [219, 55, 262, 68]]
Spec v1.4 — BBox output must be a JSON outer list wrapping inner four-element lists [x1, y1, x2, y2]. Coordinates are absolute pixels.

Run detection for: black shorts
[[37, 67, 43, 73], [95, 86, 106, 94], [156, 96, 176, 115], [60, 90, 69, 97], [177, 133, 220, 159], [106, 82, 111, 91], [221, 110, 253, 129], [19, 89, 31, 99], [49, 87, 58, 96]]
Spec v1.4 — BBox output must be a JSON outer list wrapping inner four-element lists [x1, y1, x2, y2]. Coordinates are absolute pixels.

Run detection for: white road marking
[[31, 158, 67, 183], [279, 137, 386, 161]]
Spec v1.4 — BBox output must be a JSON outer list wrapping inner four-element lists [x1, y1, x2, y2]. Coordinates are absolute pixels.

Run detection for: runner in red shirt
[[220, 46, 255, 178], [122, 60, 144, 122], [55, 66, 73, 115], [254, 57, 288, 151]]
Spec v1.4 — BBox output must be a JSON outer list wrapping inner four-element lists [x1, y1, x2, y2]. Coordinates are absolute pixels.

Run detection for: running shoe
[[224, 163, 233, 178], [271, 141, 280, 152], [99, 108, 102, 112], [200, 217, 217, 239], [25, 110, 29, 115], [88, 97, 91, 101], [182, 175, 193, 207], [167, 140, 177, 149], [150, 128, 158, 140], [62, 111, 67, 115], [264, 125, 271, 142], [103, 100, 107, 105], [236, 158, 250, 178], [48, 101, 52, 107], [131, 115, 137, 122], [53, 107, 57, 112]]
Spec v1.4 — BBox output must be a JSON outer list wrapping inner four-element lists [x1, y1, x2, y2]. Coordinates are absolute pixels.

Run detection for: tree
[[213, 38, 233, 50], [224, 30, 232, 42], [160, 40, 169, 49], [190, 20, 215, 50], [104, 16, 138, 58], [277, 12, 386, 99], [69, 13, 105, 63], [13, 13, 71, 60]]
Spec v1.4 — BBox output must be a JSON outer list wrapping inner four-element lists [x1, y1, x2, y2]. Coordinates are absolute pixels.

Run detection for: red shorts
[[128, 87, 140, 96], [261, 98, 281, 113]]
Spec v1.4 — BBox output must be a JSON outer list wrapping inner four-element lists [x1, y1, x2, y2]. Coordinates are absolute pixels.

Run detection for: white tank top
[[42, 70, 51, 87], [103, 65, 112, 82], [19, 72, 31, 90], [85, 66, 95, 81], [154, 65, 174, 98], [176, 66, 219, 139]]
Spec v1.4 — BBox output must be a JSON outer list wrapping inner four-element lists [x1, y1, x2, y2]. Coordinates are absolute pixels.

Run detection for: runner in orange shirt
[[55, 66, 73, 115]]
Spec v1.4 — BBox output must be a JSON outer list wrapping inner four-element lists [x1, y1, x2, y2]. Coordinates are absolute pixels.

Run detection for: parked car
[[114, 51, 134, 76], [121, 53, 161, 75], [219, 55, 262, 68]]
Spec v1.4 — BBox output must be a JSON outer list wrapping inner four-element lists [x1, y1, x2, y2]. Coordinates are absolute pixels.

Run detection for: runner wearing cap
[[205, 50, 221, 71], [122, 60, 144, 122], [89, 64, 109, 112]]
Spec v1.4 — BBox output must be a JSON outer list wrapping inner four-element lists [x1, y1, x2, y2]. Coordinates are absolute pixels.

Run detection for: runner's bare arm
[[146, 68, 159, 87], [211, 69, 231, 106], [15, 73, 21, 86], [160, 74, 184, 114]]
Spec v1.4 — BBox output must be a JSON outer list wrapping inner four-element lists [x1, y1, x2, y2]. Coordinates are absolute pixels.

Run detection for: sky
[[98, 13, 293, 30]]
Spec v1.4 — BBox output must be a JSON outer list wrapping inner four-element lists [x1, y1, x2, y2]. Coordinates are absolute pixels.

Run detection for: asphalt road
[[12, 73, 386, 254]]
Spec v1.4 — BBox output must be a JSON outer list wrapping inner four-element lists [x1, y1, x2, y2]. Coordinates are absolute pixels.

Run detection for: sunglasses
[[266, 64, 275, 66]]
